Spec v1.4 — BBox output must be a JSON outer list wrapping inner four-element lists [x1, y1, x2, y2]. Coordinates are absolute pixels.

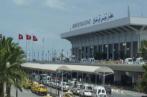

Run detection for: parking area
[[22, 72, 146, 97], [21, 63, 147, 97], [11, 85, 145, 97]]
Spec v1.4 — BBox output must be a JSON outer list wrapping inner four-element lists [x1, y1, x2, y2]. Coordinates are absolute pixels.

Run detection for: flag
[[26, 34, 31, 40], [33, 35, 38, 41], [18, 34, 23, 40]]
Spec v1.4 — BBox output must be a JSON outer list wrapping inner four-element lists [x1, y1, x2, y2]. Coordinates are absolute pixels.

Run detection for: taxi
[[63, 90, 75, 97], [36, 84, 48, 96], [31, 81, 40, 93]]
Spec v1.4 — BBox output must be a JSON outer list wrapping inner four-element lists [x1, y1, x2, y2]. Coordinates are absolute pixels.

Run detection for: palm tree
[[0, 37, 27, 97]]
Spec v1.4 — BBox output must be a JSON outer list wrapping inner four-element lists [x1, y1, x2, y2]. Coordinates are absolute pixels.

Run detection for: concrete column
[[112, 44, 114, 60], [105, 44, 109, 60], [118, 43, 120, 59], [114, 71, 121, 84], [130, 42, 133, 58], [84, 47, 86, 58], [77, 72, 79, 81], [102, 45, 104, 53], [87, 47, 89, 58]]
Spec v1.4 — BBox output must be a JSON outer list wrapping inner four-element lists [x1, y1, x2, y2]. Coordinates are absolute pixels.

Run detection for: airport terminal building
[[61, 14, 147, 60]]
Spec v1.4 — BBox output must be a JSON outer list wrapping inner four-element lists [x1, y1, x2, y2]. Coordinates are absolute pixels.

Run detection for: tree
[[0, 37, 27, 97], [140, 40, 147, 59], [139, 64, 147, 93]]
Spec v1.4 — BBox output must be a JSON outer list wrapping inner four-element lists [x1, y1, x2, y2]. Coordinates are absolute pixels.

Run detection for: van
[[92, 86, 107, 97], [124, 58, 133, 64]]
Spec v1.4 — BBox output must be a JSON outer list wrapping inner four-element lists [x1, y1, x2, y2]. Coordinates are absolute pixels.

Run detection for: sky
[[0, 0, 147, 58]]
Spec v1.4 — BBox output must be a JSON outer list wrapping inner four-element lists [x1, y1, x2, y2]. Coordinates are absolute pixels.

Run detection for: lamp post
[[60, 71, 64, 97], [90, 46, 94, 58], [48, 50, 50, 63], [102, 72, 105, 85]]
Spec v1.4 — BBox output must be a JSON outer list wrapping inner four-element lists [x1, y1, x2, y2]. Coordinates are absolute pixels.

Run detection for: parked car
[[42, 75, 52, 85], [79, 84, 93, 97], [63, 90, 75, 97], [92, 86, 107, 97], [88, 58, 95, 63], [81, 58, 88, 63], [36, 84, 48, 96], [60, 82, 70, 91], [72, 83, 83, 95], [135, 57, 145, 65], [124, 58, 133, 64], [31, 81, 40, 93]]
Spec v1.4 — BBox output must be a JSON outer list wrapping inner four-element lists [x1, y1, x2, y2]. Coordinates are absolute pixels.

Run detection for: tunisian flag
[[33, 35, 38, 41], [26, 34, 31, 40], [18, 34, 23, 40]]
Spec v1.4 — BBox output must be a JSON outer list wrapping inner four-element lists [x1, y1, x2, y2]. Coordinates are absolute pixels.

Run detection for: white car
[[60, 82, 70, 91], [80, 84, 93, 97], [88, 58, 95, 63], [124, 58, 133, 64], [41, 75, 52, 85], [72, 83, 83, 95], [81, 58, 88, 63], [135, 57, 145, 65], [92, 86, 107, 97]]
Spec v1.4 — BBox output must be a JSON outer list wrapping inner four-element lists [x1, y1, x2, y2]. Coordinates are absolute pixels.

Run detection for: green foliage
[[0, 37, 27, 97], [139, 64, 147, 93], [141, 40, 147, 59]]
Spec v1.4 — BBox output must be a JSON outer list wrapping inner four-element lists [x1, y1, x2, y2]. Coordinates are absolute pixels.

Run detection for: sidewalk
[[112, 88, 147, 97]]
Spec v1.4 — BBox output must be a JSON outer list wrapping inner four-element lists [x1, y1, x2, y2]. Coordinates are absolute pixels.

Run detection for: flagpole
[[31, 33, 33, 62], [26, 35, 28, 62], [42, 37, 45, 63], [17, 33, 19, 45]]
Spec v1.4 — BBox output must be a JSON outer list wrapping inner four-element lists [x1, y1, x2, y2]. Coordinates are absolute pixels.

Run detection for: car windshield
[[86, 86, 92, 90], [102, 89, 105, 93], [98, 90, 101, 94], [128, 59, 132, 62], [140, 59, 143, 62]]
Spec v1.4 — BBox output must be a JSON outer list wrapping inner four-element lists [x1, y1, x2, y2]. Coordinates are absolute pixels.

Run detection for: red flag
[[33, 35, 38, 41], [18, 34, 23, 40], [26, 34, 31, 40]]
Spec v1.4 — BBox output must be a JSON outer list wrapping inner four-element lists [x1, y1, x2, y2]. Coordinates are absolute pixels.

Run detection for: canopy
[[21, 63, 114, 74], [56, 65, 71, 71], [94, 66, 114, 74]]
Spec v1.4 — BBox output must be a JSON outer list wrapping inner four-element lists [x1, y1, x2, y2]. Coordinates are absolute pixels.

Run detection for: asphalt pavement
[[10, 86, 146, 97]]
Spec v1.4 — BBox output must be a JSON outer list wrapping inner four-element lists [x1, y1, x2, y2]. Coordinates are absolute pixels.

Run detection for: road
[[11, 87, 146, 97], [11, 87, 42, 97]]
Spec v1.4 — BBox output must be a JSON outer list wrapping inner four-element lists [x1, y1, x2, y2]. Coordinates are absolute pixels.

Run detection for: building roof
[[61, 17, 147, 39], [21, 63, 114, 74]]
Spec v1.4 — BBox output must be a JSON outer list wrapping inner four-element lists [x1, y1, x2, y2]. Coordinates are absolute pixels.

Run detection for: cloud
[[44, 0, 66, 10], [12, 0, 66, 10], [12, 0, 29, 6]]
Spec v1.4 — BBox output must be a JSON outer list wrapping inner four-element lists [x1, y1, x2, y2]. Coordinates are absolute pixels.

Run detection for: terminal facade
[[61, 16, 147, 86], [62, 16, 147, 61]]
